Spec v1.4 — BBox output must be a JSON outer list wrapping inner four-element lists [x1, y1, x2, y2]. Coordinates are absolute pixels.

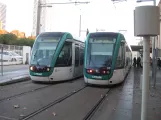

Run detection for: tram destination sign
[[40, 37, 60, 42], [89, 37, 116, 43]]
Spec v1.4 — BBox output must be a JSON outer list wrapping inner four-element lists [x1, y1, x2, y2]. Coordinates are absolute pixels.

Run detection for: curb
[[0, 75, 30, 86]]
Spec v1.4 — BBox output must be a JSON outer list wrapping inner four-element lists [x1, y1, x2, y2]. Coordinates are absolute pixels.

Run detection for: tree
[[0, 31, 35, 47], [0, 33, 17, 44], [16, 38, 35, 47], [10, 30, 20, 37], [18, 32, 26, 38], [28, 36, 36, 40], [0, 30, 8, 34]]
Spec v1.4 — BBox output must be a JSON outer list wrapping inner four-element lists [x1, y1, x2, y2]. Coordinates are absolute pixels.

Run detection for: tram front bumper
[[84, 76, 109, 85], [30, 76, 49, 82]]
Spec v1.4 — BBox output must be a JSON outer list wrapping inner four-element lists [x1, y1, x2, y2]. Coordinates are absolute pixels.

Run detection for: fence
[[0, 44, 23, 55], [0, 44, 31, 76]]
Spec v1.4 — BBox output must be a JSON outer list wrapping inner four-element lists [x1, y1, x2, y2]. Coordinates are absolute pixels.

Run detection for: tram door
[[74, 44, 80, 77]]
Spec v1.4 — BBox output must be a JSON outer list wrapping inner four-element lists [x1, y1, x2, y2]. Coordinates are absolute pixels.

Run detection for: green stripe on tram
[[108, 33, 121, 79], [30, 32, 73, 77], [84, 33, 122, 80]]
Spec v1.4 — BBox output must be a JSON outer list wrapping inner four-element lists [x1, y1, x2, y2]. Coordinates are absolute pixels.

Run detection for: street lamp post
[[79, 14, 82, 37], [75, 3, 90, 37]]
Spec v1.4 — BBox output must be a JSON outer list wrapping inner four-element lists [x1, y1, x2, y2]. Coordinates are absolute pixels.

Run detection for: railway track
[[0, 78, 82, 103], [20, 85, 87, 120], [18, 86, 111, 120], [83, 89, 111, 120]]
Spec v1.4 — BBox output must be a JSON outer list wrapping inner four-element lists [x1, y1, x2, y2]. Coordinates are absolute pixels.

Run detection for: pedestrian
[[133, 57, 136, 67], [137, 57, 141, 68]]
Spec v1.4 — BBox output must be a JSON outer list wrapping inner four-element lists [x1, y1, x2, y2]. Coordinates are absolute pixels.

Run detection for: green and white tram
[[29, 32, 84, 82], [84, 32, 132, 85]]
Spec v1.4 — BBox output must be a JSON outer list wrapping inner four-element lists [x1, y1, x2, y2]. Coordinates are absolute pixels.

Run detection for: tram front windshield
[[86, 37, 116, 69], [30, 36, 60, 67]]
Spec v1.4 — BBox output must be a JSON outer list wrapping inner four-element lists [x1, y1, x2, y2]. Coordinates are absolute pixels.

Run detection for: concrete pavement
[[0, 64, 29, 73], [90, 67, 161, 120], [0, 65, 30, 85]]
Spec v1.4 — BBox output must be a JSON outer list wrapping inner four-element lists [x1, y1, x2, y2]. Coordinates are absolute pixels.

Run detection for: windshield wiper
[[33, 50, 40, 66], [33, 50, 38, 59], [106, 59, 112, 67]]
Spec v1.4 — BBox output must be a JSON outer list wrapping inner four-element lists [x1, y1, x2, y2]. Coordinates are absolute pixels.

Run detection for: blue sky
[[0, 0, 158, 45]]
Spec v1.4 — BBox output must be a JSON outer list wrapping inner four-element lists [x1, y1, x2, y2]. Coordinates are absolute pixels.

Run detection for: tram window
[[80, 48, 84, 65], [55, 42, 72, 67], [115, 43, 124, 69], [75, 46, 79, 66]]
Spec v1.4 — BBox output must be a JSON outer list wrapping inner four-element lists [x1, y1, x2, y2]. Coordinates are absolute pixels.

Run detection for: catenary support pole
[[79, 14, 81, 37]]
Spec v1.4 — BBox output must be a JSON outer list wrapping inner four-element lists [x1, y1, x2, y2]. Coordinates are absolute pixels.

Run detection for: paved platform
[[0, 64, 29, 73], [132, 68, 161, 120], [91, 67, 161, 120], [113, 67, 161, 120], [0, 69, 30, 85]]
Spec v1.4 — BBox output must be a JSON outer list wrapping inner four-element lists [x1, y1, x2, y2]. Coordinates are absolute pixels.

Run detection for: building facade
[[0, 2, 6, 30]]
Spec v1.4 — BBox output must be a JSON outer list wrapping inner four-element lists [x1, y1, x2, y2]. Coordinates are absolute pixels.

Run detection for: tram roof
[[39, 32, 66, 37], [39, 32, 84, 43], [88, 32, 124, 37]]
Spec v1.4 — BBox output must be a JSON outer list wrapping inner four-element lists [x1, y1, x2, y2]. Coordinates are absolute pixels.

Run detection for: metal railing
[[0, 44, 23, 76]]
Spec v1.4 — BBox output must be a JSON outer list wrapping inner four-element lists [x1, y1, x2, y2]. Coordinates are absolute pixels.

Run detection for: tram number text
[[92, 76, 102, 79]]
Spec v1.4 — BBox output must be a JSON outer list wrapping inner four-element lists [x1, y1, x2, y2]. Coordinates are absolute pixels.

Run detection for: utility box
[[134, 6, 160, 36]]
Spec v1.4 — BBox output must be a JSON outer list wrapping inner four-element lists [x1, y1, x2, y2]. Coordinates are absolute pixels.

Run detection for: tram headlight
[[102, 70, 106, 74], [47, 68, 50, 72], [87, 69, 93, 74], [30, 66, 34, 71], [101, 69, 110, 74]]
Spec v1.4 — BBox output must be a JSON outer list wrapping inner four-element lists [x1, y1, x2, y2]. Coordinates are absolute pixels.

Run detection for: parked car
[[0, 51, 23, 62]]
